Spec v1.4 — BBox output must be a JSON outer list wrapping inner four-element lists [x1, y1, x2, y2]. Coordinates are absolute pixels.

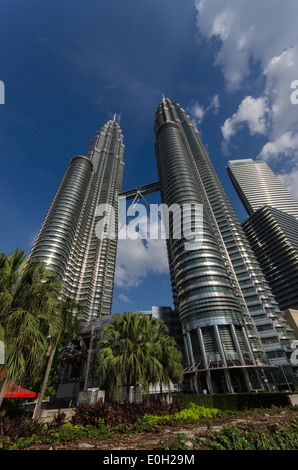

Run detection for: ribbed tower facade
[[227, 159, 298, 311], [242, 206, 298, 311], [154, 98, 296, 393], [30, 119, 124, 322], [227, 159, 298, 220]]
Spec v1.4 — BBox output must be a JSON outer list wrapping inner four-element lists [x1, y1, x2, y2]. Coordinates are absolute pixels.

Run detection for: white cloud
[[114, 211, 169, 289], [117, 293, 134, 304], [221, 96, 269, 141], [258, 131, 298, 163], [189, 101, 205, 128], [188, 94, 220, 129], [277, 168, 298, 201], [196, 0, 298, 90], [195, 0, 298, 185], [209, 94, 220, 114]]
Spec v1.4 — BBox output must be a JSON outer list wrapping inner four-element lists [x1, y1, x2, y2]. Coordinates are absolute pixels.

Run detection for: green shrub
[[72, 400, 183, 428], [47, 420, 110, 443], [142, 403, 220, 426], [204, 420, 298, 450], [161, 433, 193, 450]]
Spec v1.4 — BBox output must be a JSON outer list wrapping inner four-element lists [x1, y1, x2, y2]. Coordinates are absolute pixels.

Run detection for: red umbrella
[[4, 383, 39, 398], [0, 369, 39, 398]]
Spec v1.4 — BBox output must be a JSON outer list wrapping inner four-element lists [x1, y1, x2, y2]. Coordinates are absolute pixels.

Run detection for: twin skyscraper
[[30, 98, 298, 394]]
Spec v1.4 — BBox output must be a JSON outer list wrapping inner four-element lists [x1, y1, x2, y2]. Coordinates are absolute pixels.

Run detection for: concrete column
[[183, 335, 191, 365], [230, 324, 245, 364], [230, 324, 253, 391], [186, 332, 199, 394], [214, 325, 234, 393], [197, 327, 214, 394], [242, 326, 257, 364]]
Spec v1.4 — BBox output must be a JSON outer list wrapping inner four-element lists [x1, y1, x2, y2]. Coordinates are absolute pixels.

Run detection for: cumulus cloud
[[189, 102, 205, 127], [188, 94, 220, 129], [277, 168, 298, 200], [117, 293, 134, 304], [258, 131, 298, 163], [114, 208, 169, 289], [221, 96, 270, 141], [195, 0, 298, 189], [196, 0, 298, 91]]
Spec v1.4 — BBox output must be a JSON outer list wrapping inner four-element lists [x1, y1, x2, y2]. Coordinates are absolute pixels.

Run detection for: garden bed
[[10, 406, 298, 451]]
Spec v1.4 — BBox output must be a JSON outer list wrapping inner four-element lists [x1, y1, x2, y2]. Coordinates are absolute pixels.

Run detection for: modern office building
[[227, 158, 298, 312], [227, 159, 298, 220], [282, 309, 298, 340], [30, 104, 297, 396], [30, 118, 125, 322], [154, 98, 296, 393], [242, 205, 298, 311]]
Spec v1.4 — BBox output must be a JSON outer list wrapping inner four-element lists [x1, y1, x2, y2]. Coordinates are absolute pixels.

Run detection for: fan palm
[[0, 250, 64, 408], [0, 247, 27, 326], [155, 334, 183, 398], [94, 311, 183, 402], [32, 296, 83, 420]]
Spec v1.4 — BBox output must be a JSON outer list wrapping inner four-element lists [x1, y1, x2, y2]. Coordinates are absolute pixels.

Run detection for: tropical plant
[[0, 248, 27, 333], [154, 333, 183, 399], [32, 296, 83, 420], [0, 249, 64, 408], [93, 311, 183, 401]]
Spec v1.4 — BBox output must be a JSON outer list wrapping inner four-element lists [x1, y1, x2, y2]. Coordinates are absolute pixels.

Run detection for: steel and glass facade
[[154, 98, 296, 392], [30, 105, 297, 394], [227, 159, 298, 313], [242, 204, 298, 311], [30, 119, 125, 321], [227, 159, 298, 220]]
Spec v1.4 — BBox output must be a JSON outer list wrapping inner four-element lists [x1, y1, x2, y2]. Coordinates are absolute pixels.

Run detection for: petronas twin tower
[[30, 119, 124, 319], [30, 98, 296, 393]]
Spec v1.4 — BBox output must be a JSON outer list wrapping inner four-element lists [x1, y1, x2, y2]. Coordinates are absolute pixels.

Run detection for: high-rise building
[[242, 206, 298, 311], [227, 159, 298, 312], [30, 118, 125, 322], [154, 98, 296, 393], [227, 159, 298, 220], [30, 104, 296, 396], [282, 309, 298, 340]]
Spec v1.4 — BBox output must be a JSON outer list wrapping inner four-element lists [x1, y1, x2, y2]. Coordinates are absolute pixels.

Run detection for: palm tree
[[155, 334, 183, 400], [0, 248, 27, 326], [94, 311, 183, 402], [0, 251, 64, 408], [0, 248, 30, 405], [32, 296, 83, 420]]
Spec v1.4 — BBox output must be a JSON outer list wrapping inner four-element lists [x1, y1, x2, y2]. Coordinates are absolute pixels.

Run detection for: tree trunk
[[32, 343, 57, 420], [83, 325, 94, 390], [126, 384, 131, 403], [160, 382, 163, 401], [0, 378, 8, 409]]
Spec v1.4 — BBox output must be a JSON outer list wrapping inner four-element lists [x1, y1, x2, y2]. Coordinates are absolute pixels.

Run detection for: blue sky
[[1, 0, 298, 314]]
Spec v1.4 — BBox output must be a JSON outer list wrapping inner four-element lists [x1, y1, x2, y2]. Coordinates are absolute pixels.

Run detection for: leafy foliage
[[72, 400, 183, 428], [142, 402, 220, 426], [0, 249, 64, 389], [93, 311, 183, 398], [204, 420, 298, 450], [1, 401, 298, 450]]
